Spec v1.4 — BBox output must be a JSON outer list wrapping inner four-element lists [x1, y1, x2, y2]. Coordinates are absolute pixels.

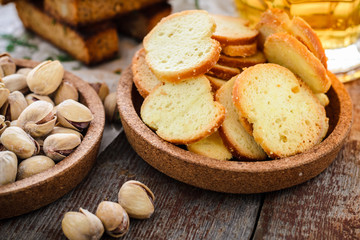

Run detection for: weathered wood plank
[[0, 131, 262, 240], [253, 81, 360, 239]]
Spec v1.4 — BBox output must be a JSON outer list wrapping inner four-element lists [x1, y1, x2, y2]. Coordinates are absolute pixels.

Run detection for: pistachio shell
[[56, 99, 93, 131], [62, 208, 104, 240], [54, 81, 79, 105], [0, 115, 10, 135], [16, 67, 33, 77], [104, 92, 119, 122], [26, 60, 64, 95], [17, 155, 55, 180], [0, 84, 10, 109], [17, 100, 57, 137], [95, 201, 130, 237], [90, 82, 109, 102], [118, 180, 155, 219], [49, 126, 83, 140], [3, 73, 28, 93], [25, 93, 55, 106], [0, 53, 16, 76], [0, 126, 39, 159], [43, 133, 81, 161], [0, 151, 17, 186], [2, 91, 28, 121]]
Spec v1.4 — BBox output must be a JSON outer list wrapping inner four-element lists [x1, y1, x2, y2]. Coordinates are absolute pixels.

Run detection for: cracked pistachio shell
[[43, 133, 81, 161], [16, 67, 33, 77], [56, 99, 93, 131], [17, 155, 55, 180], [95, 201, 130, 238], [0, 126, 39, 159], [0, 53, 16, 77], [62, 208, 104, 240], [118, 180, 155, 219], [3, 73, 28, 93], [0, 115, 10, 135], [0, 83, 10, 109], [25, 93, 54, 106], [26, 60, 64, 95], [90, 82, 109, 102], [104, 92, 119, 122], [0, 151, 17, 186], [17, 101, 57, 137], [49, 126, 83, 140], [1, 91, 28, 121], [54, 81, 78, 105]]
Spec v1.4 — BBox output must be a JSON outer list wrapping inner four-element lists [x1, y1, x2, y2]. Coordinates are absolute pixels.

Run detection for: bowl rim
[[0, 58, 105, 195], [117, 66, 352, 175]]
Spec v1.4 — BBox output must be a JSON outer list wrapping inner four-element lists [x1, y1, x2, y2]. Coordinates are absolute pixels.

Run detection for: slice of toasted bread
[[143, 10, 221, 82], [264, 32, 330, 93], [232, 63, 328, 158], [140, 75, 225, 144], [218, 51, 266, 69], [132, 48, 162, 98], [222, 42, 258, 57], [16, 0, 119, 65], [205, 75, 227, 91], [207, 64, 241, 80], [315, 93, 330, 107], [215, 77, 267, 160], [187, 131, 232, 161], [211, 14, 259, 45]]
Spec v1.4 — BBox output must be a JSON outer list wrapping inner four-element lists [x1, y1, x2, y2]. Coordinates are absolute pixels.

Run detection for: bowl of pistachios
[[0, 53, 105, 219]]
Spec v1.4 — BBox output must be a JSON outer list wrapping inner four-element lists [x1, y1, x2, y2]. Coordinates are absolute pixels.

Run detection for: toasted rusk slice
[[207, 64, 241, 80], [205, 75, 227, 91], [222, 42, 257, 57], [232, 63, 329, 159], [131, 48, 162, 98], [141, 75, 225, 145], [315, 93, 329, 107], [211, 14, 259, 45], [144, 10, 221, 82], [218, 51, 266, 69], [187, 131, 232, 161], [215, 77, 267, 160], [264, 33, 331, 93]]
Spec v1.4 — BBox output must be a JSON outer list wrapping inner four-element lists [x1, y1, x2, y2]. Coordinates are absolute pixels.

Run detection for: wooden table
[[0, 80, 359, 239]]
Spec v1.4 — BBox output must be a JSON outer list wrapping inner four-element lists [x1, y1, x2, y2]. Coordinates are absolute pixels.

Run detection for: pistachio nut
[[3, 73, 28, 93], [17, 100, 57, 137], [26, 60, 64, 95], [17, 155, 55, 180], [95, 201, 130, 238], [1, 91, 28, 121], [56, 99, 93, 131], [118, 180, 155, 219], [16, 67, 33, 77], [43, 133, 81, 161], [25, 93, 54, 106], [0, 126, 40, 159], [0, 115, 10, 135], [0, 151, 17, 186], [62, 208, 104, 240], [0, 82, 10, 109], [104, 92, 120, 122], [90, 82, 109, 102], [49, 126, 83, 140], [54, 81, 79, 105], [0, 53, 16, 77]]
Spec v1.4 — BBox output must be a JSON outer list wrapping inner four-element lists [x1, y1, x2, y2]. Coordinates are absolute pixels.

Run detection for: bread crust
[[222, 42, 258, 57], [264, 32, 331, 93], [207, 64, 241, 80], [205, 75, 227, 91], [218, 51, 266, 69]]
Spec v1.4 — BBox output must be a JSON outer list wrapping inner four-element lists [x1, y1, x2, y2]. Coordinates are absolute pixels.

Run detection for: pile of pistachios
[[0, 53, 94, 186], [62, 180, 155, 239]]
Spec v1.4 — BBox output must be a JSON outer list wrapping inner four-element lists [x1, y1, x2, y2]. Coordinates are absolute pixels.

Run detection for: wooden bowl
[[117, 66, 352, 194], [0, 59, 105, 219]]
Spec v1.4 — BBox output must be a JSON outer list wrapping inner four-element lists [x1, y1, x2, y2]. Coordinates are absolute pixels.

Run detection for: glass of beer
[[235, 0, 360, 82]]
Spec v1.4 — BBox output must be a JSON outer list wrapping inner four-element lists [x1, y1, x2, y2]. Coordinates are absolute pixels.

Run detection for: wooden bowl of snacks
[[117, 66, 352, 194], [0, 57, 105, 219]]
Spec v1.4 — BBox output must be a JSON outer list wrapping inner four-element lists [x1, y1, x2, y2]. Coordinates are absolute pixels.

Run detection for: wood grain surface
[[0, 80, 358, 239]]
